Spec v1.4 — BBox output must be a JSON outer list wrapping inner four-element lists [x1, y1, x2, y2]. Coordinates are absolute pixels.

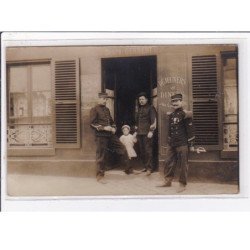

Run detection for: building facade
[[6, 44, 239, 181]]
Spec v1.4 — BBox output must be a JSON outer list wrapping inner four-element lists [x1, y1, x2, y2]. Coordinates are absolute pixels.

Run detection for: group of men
[[90, 91, 195, 192]]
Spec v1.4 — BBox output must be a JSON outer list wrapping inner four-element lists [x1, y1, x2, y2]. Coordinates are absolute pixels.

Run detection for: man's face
[[171, 99, 183, 110], [98, 97, 107, 106], [139, 96, 148, 106]]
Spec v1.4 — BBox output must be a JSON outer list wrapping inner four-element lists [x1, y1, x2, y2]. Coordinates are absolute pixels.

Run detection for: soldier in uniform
[[135, 92, 157, 176], [90, 92, 130, 182], [159, 93, 195, 192]]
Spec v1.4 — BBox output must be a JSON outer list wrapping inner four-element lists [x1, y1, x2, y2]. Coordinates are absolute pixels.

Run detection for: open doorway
[[102, 55, 158, 170], [102, 56, 157, 135]]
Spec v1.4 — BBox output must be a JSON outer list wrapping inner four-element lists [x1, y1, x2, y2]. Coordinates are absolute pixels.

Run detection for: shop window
[[7, 63, 53, 148]]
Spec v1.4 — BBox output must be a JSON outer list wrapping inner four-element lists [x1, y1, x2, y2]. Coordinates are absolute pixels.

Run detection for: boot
[[177, 183, 186, 193], [156, 179, 172, 187], [131, 169, 141, 175], [96, 174, 107, 184]]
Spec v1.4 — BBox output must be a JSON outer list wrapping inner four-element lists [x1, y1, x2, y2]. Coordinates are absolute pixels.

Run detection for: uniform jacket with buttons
[[168, 108, 195, 147], [90, 104, 116, 137], [135, 103, 157, 135]]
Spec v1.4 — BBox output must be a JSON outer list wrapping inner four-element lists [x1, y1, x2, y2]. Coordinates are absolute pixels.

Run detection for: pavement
[[7, 169, 239, 197]]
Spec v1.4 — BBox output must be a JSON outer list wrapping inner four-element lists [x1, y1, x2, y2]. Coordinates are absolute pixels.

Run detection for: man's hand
[[189, 146, 206, 153], [147, 131, 153, 138], [196, 147, 206, 154], [111, 127, 116, 134], [103, 126, 113, 132], [183, 110, 193, 119]]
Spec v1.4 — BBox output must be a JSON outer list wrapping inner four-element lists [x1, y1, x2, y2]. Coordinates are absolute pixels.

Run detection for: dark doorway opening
[[102, 56, 157, 135], [102, 56, 158, 171]]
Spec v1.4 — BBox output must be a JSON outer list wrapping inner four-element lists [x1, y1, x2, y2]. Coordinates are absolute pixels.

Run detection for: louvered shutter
[[52, 59, 80, 148], [191, 55, 222, 149]]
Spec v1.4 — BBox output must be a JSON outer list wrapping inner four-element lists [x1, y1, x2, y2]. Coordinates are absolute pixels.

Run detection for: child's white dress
[[119, 134, 137, 159]]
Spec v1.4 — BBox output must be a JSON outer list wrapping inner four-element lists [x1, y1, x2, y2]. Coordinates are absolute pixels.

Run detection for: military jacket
[[168, 108, 195, 147], [135, 104, 157, 135], [90, 104, 116, 137]]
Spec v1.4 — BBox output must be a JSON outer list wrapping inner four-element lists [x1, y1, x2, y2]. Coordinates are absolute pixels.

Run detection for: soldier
[[135, 92, 157, 176], [158, 93, 195, 193], [90, 92, 130, 182]]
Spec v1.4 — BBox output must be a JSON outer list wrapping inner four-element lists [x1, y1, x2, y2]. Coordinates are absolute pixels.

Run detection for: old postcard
[[1, 33, 241, 202]]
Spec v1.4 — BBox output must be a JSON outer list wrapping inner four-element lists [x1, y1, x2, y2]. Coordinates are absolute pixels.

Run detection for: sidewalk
[[7, 169, 238, 197]]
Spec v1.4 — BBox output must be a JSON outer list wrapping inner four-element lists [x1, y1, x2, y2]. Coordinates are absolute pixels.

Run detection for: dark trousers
[[137, 135, 154, 171], [95, 135, 129, 176], [164, 145, 189, 185]]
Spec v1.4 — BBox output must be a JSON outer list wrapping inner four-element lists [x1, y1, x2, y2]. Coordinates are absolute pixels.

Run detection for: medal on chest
[[173, 117, 180, 124]]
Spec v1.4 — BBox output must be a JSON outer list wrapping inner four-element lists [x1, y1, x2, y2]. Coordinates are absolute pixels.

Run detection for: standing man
[[90, 92, 130, 182], [135, 92, 157, 176], [158, 93, 195, 193]]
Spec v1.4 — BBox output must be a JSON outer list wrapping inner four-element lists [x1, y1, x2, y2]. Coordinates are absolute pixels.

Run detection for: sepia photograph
[[1, 0, 250, 247], [2, 34, 240, 198]]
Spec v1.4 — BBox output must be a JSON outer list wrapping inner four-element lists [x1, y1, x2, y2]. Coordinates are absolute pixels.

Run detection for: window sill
[[220, 150, 238, 159], [8, 148, 55, 157]]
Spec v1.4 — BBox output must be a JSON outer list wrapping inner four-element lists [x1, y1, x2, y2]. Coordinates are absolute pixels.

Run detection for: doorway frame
[[101, 55, 159, 170], [101, 55, 157, 121]]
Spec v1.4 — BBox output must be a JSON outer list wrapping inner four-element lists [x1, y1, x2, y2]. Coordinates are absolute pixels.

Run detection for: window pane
[[31, 64, 52, 121], [9, 66, 28, 93], [224, 58, 237, 116], [31, 64, 51, 91], [10, 93, 29, 119], [9, 65, 29, 124], [32, 91, 52, 117]]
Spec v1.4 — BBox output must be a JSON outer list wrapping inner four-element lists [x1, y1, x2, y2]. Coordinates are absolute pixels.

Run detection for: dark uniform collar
[[139, 103, 150, 108], [174, 107, 183, 112]]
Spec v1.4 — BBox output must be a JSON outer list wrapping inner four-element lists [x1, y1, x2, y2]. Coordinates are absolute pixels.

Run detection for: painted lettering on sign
[[158, 75, 187, 110], [158, 76, 186, 87], [108, 46, 158, 57]]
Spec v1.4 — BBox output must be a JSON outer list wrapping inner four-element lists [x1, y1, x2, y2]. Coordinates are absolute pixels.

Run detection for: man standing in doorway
[[135, 92, 157, 176], [90, 92, 130, 182]]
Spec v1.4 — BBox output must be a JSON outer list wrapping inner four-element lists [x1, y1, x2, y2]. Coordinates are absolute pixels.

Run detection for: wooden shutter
[[191, 55, 222, 149], [53, 59, 80, 148]]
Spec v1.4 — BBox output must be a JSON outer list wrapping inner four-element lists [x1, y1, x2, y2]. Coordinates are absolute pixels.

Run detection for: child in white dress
[[120, 125, 138, 174]]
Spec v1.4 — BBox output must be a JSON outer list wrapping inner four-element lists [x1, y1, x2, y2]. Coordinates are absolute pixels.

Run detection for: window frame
[[220, 51, 239, 159], [6, 59, 55, 155]]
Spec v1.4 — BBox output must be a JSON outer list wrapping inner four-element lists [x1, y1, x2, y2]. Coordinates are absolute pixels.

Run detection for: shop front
[[6, 44, 239, 181]]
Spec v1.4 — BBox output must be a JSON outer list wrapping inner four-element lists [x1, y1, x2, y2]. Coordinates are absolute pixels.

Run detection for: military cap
[[98, 92, 108, 98], [137, 92, 148, 99], [171, 93, 183, 101], [122, 125, 131, 131]]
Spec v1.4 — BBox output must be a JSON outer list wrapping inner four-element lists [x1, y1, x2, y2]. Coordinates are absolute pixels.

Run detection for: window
[[221, 52, 238, 154], [7, 62, 53, 148]]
